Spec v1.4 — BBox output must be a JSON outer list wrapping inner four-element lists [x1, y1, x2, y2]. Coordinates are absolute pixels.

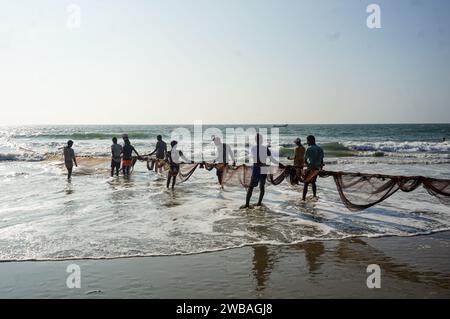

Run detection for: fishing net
[[177, 164, 200, 183], [422, 178, 450, 205], [140, 157, 450, 210], [204, 163, 289, 188], [143, 157, 199, 184], [320, 171, 450, 211], [220, 164, 253, 188]]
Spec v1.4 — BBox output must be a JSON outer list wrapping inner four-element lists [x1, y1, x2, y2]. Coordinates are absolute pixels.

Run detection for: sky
[[0, 0, 449, 125]]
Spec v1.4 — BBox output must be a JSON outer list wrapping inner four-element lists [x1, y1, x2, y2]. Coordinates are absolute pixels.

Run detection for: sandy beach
[[1, 231, 449, 299]]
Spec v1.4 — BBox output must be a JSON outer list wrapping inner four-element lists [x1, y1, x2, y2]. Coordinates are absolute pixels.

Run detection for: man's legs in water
[[166, 175, 171, 188], [245, 185, 254, 208], [256, 177, 266, 206], [171, 176, 176, 189], [312, 182, 317, 197], [302, 182, 309, 201]]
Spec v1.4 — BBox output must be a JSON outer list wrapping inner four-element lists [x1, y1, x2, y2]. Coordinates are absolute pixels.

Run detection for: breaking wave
[[0, 152, 45, 162], [344, 141, 450, 154], [12, 132, 152, 140]]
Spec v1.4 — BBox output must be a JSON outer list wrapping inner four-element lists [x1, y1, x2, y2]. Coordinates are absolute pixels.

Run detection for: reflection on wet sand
[[250, 235, 450, 295], [252, 240, 326, 292], [335, 238, 450, 290], [303, 241, 325, 273], [249, 201, 327, 292], [252, 246, 275, 292]]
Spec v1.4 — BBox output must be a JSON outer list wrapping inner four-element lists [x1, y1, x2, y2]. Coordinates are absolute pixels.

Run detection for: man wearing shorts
[[122, 134, 141, 176], [111, 137, 122, 177], [288, 137, 305, 184], [303, 135, 324, 201], [212, 136, 235, 185], [149, 135, 167, 173], [63, 140, 78, 179], [242, 133, 278, 208]]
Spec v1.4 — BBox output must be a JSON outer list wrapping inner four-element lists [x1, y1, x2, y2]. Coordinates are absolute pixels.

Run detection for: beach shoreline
[[1, 231, 449, 299], [1, 124, 449, 298]]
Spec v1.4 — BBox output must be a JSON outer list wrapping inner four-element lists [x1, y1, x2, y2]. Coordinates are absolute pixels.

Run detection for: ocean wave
[[344, 141, 450, 154], [2, 227, 450, 262], [324, 158, 450, 165], [0, 153, 45, 162], [13, 132, 152, 140]]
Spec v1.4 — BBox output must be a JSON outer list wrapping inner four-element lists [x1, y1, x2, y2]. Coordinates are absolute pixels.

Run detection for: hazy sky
[[1, 0, 449, 125]]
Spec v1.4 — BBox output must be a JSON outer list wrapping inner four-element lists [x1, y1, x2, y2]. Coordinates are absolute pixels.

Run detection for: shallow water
[[0, 124, 449, 261]]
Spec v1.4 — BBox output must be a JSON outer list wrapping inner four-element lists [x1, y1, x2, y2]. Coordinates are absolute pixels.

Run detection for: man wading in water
[[212, 136, 235, 186], [121, 134, 141, 176], [303, 135, 324, 201], [63, 140, 78, 179], [166, 140, 190, 189], [241, 133, 280, 209], [149, 135, 167, 173], [111, 137, 122, 177]]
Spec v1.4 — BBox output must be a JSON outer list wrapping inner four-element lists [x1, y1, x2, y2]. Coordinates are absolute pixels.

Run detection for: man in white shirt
[[212, 136, 236, 185]]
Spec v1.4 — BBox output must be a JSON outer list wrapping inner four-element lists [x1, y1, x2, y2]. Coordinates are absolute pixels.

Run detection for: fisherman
[[212, 136, 236, 185], [122, 134, 141, 176], [111, 137, 122, 177], [166, 140, 190, 189], [242, 133, 279, 208], [302, 135, 324, 201], [63, 140, 78, 179], [288, 137, 305, 184], [149, 135, 167, 173]]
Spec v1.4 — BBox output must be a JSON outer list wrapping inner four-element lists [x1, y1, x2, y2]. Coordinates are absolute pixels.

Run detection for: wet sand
[[1, 232, 450, 298]]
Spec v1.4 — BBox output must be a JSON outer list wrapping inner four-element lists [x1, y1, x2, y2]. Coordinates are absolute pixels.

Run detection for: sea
[[0, 124, 449, 261]]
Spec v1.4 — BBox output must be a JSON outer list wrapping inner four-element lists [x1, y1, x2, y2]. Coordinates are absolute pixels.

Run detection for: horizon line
[[1, 122, 450, 127]]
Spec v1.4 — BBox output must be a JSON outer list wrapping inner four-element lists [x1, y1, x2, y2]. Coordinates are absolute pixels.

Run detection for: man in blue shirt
[[303, 135, 324, 201]]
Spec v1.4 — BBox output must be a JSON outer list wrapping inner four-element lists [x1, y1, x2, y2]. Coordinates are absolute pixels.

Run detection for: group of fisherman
[[62, 133, 324, 207]]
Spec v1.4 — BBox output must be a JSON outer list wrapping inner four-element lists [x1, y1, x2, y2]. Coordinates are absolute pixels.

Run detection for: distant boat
[[272, 124, 288, 128]]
